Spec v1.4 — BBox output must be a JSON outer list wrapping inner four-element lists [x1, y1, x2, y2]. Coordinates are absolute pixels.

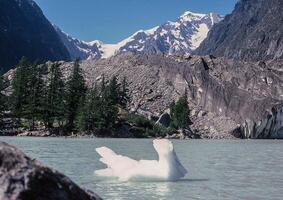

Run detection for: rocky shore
[[0, 141, 102, 200], [0, 129, 236, 139]]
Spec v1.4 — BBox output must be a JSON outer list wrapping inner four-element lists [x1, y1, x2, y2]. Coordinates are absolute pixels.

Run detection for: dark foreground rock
[[0, 142, 102, 200]]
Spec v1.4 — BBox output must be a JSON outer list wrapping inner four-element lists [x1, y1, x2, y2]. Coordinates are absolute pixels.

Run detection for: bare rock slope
[[60, 54, 283, 138]]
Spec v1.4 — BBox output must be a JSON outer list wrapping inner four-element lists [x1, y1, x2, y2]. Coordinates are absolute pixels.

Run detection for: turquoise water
[[1, 137, 283, 200]]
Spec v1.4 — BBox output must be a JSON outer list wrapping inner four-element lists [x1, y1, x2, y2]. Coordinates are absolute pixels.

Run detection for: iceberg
[[95, 139, 187, 182]]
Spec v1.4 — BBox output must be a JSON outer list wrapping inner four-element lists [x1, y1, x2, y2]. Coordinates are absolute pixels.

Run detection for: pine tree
[[44, 63, 65, 129], [76, 86, 100, 133], [25, 62, 46, 130], [108, 76, 120, 105], [98, 78, 119, 135], [100, 74, 106, 94], [76, 95, 88, 132], [11, 57, 31, 120], [65, 59, 87, 132], [119, 77, 130, 108], [170, 92, 190, 129]]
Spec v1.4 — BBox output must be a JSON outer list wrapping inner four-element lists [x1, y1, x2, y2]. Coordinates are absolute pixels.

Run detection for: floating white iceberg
[[95, 139, 187, 182]]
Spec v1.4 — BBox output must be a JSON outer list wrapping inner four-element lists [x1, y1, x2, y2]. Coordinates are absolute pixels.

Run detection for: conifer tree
[[76, 95, 88, 132], [108, 76, 120, 105], [170, 92, 190, 129], [99, 78, 119, 135], [65, 59, 87, 131], [119, 77, 130, 108], [11, 57, 31, 120], [25, 62, 46, 130], [76, 86, 99, 133], [44, 63, 65, 128]]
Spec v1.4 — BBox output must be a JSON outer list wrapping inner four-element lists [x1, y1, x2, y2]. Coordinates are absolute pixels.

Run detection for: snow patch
[[190, 23, 209, 50]]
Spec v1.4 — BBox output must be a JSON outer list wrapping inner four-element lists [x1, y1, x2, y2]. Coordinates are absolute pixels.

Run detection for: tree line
[[0, 58, 129, 135], [0, 57, 191, 137]]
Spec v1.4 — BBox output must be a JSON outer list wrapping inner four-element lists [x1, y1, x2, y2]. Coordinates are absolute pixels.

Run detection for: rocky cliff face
[[0, 0, 70, 72], [57, 54, 283, 138], [195, 0, 283, 61], [234, 105, 283, 139], [0, 141, 101, 200]]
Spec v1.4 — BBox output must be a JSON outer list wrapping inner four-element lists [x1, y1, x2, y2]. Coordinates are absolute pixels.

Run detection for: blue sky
[[34, 0, 238, 43]]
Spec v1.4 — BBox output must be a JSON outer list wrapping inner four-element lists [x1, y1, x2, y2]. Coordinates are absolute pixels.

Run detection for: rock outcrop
[[233, 105, 283, 139], [58, 54, 283, 138], [0, 141, 101, 200], [195, 0, 283, 61]]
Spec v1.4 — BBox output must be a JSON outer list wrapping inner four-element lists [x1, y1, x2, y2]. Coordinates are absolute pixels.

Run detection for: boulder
[[0, 142, 102, 200], [156, 111, 171, 128]]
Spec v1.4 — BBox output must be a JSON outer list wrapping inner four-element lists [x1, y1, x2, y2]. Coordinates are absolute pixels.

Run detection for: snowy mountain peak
[[179, 11, 206, 22], [57, 11, 223, 60]]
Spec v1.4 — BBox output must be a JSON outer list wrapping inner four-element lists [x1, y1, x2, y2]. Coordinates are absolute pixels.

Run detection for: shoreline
[[0, 128, 237, 140], [0, 132, 241, 140]]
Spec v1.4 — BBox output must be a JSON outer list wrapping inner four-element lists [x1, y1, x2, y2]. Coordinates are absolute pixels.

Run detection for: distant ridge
[[195, 0, 283, 61]]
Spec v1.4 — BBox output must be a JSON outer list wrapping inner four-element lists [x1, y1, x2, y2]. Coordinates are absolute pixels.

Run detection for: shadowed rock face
[[235, 105, 283, 139], [195, 0, 283, 61], [0, 0, 70, 72], [58, 54, 283, 138], [0, 142, 101, 200]]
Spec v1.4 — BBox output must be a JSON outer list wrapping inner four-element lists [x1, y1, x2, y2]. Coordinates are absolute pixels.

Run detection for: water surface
[[1, 137, 282, 200]]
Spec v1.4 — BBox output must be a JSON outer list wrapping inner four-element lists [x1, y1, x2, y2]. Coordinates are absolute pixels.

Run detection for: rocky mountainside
[[54, 26, 101, 60], [0, 0, 70, 72], [56, 54, 283, 139], [195, 0, 283, 61], [58, 11, 222, 60]]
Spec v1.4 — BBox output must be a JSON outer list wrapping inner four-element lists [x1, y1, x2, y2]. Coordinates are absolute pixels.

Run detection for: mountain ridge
[[0, 0, 70, 72], [56, 11, 222, 60], [195, 0, 283, 61]]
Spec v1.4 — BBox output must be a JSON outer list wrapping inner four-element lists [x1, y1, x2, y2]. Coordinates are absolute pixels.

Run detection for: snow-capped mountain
[[57, 11, 222, 60], [112, 12, 222, 56]]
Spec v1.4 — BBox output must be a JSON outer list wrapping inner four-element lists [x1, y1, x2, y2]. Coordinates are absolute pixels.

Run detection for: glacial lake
[[1, 137, 283, 200]]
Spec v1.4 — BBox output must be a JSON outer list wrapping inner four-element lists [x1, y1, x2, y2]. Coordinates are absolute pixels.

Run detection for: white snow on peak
[[99, 44, 120, 59], [182, 11, 206, 18], [190, 24, 209, 50], [144, 26, 159, 35], [87, 40, 102, 47], [179, 11, 206, 22], [58, 10, 222, 60]]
